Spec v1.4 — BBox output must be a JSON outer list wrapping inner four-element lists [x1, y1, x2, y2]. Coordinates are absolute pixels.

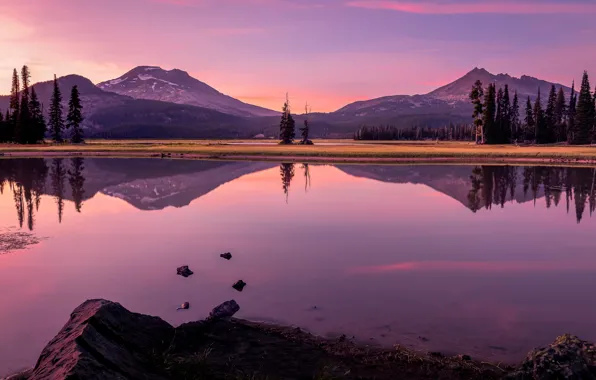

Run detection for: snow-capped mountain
[[98, 66, 279, 117]]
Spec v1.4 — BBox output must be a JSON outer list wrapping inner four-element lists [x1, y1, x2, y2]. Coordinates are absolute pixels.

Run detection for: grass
[[2, 139, 596, 163]]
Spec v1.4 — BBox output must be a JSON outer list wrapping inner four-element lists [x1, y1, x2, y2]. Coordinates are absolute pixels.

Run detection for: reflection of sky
[[1, 164, 596, 375]]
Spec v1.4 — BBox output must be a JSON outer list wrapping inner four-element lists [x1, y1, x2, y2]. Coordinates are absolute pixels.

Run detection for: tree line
[[279, 94, 313, 144], [0, 157, 86, 230], [470, 71, 596, 144], [0, 67, 85, 144], [354, 124, 475, 141]]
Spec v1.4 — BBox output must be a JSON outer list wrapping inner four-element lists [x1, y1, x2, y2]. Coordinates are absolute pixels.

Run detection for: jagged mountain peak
[[97, 66, 278, 117]]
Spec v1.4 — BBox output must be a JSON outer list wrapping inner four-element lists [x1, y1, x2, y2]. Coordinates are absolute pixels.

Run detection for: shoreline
[[8, 299, 595, 380], [3, 150, 596, 167]]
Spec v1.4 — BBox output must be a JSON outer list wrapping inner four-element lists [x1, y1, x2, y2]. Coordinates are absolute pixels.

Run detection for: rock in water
[[220, 252, 232, 260], [232, 280, 247, 292], [28, 299, 174, 380], [505, 334, 596, 380], [177, 302, 190, 310], [176, 265, 193, 277], [209, 300, 240, 319]]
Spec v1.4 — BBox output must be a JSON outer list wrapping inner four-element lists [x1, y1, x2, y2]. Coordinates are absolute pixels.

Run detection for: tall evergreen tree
[[511, 91, 520, 141], [573, 71, 594, 144], [279, 93, 295, 144], [502, 85, 511, 143], [48, 75, 64, 143], [29, 87, 46, 143], [534, 89, 547, 143], [568, 81, 577, 142], [483, 84, 496, 144], [495, 87, 504, 143], [9, 68, 20, 142], [67, 86, 84, 143], [17, 65, 32, 144], [469, 80, 484, 143], [545, 84, 557, 143], [554, 87, 567, 142]]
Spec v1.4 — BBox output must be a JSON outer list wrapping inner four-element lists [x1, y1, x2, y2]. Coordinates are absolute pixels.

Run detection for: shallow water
[[1, 158, 596, 375]]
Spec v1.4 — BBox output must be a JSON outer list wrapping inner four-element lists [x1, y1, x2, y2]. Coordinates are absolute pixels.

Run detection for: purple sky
[[1, 0, 595, 111]]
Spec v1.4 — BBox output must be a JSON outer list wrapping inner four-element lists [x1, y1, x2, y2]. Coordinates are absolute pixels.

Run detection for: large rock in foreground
[[506, 334, 596, 380], [28, 299, 174, 380]]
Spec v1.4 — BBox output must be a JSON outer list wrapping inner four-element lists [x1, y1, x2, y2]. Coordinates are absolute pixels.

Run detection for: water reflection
[[280, 163, 295, 203], [68, 158, 85, 213], [467, 166, 596, 223]]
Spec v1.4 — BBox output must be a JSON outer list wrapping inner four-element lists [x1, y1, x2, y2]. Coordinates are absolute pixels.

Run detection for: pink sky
[[1, 0, 595, 112]]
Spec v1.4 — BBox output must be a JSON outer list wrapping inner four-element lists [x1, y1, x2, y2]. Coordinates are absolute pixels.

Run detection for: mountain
[[0, 75, 256, 138], [98, 66, 279, 118], [327, 68, 573, 132]]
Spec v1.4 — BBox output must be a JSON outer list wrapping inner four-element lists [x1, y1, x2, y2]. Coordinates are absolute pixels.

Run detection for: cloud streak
[[346, 0, 596, 14]]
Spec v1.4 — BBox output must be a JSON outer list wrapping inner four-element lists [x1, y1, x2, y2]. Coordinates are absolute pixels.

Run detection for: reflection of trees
[[0, 159, 49, 231], [301, 163, 311, 192], [280, 163, 295, 203], [467, 165, 596, 223], [68, 158, 86, 213], [50, 159, 67, 224]]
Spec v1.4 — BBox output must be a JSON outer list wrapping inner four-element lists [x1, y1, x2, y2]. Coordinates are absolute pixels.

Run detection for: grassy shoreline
[[2, 140, 596, 165]]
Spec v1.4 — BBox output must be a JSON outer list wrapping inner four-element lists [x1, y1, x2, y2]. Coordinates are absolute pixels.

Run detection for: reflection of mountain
[[337, 165, 540, 209]]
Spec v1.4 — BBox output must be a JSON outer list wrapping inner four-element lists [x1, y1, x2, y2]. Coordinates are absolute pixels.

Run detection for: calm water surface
[[1, 158, 596, 375]]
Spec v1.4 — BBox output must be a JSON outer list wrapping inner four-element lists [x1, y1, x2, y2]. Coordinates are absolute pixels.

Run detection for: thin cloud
[[346, 0, 596, 14]]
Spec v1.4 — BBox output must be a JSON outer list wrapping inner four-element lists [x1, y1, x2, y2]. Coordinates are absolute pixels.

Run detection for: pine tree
[[67, 85, 84, 143], [502, 85, 511, 143], [483, 84, 496, 144], [534, 89, 547, 143], [29, 87, 46, 143], [568, 81, 577, 142], [545, 84, 557, 143], [554, 87, 567, 142], [279, 93, 295, 144], [495, 87, 504, 143], [17, 66, 31, 144], [511, 91, 520, 141], [469, 80, 484, 143], [573, 71, 594, 144], [0, 111, 5, 142], [9, 68, 20, 142], [48, 75, 64, 143]]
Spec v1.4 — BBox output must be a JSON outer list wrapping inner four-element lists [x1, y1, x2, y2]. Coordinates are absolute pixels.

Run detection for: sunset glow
[[0, 0, 594, 111]]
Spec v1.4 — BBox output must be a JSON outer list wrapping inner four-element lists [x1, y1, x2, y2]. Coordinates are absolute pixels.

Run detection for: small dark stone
[[232, 280, 246, 292], [208, 300, 240, 319], [176, 266, 193, 278], [457, 354, 472, 361], [220, 252, 232, 260], [177, 302, 190, 310], [418, 336, 429, 342], [429, 351, 444, 358]]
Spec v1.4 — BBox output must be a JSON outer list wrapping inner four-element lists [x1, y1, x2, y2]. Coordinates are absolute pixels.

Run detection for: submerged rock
[[232, 280, 247, 292], [176, 265, 193, 277], [27, 299, 174, 380], [220, 252, 232, 260], [506, 334, 596, 380], [177, 302, 190, 310], [209, 300, 240, 320]]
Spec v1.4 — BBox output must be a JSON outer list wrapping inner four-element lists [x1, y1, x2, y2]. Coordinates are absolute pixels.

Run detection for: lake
[[1, 158, 596, 376]]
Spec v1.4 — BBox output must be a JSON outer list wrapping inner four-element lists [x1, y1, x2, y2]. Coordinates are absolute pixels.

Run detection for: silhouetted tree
[[16, 65, 32, 144], [554, 87, 567, 142], [300, 103, 313, 145], [9, 68, 20, 141], [48, 75, 64, 143], [568, 81, 577, 142], [483, 84, 497, 143], [534, 89, 548, 143], [68, 157, 86, 212], [511, 91, 520, 141], [544, 85, 557, 143], [469, 80, 484, 143], [572, 71, 595, 144], [496, 87, 504, 143], [29, 87, 46, 143], [523, 96, 535, 141], [279, 93, 295, 144], [67, 85, 84, 143], [50, 158, 66, 223]]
